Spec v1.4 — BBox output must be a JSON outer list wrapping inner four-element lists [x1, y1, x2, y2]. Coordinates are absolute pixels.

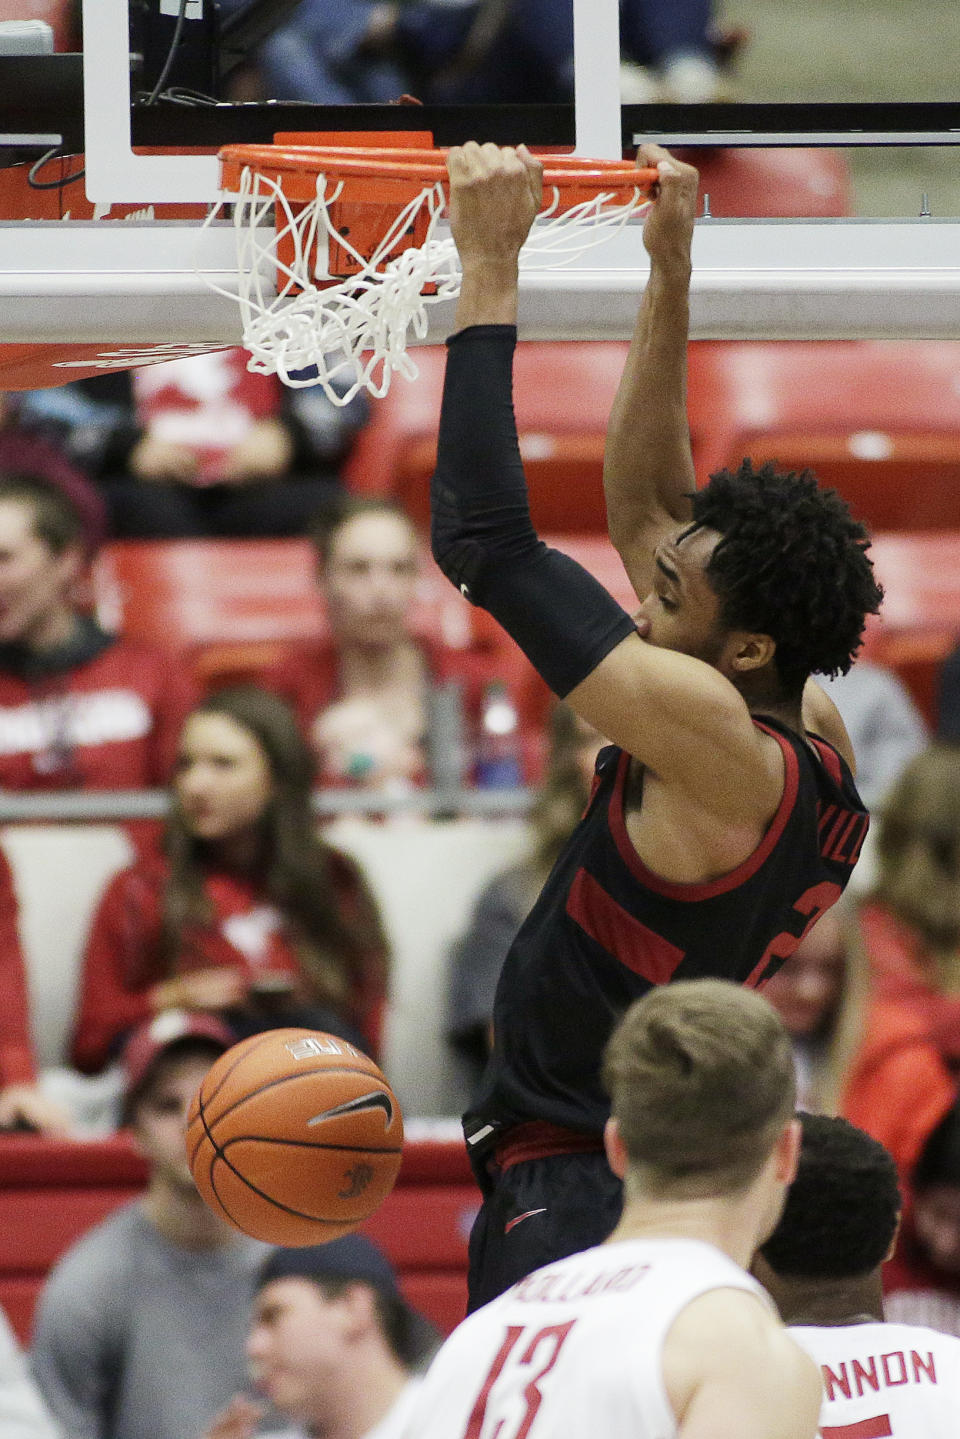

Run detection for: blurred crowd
[[2, 0, 960, 1429], [3, 352, 960, 1363], [214, 0, 742, 108]]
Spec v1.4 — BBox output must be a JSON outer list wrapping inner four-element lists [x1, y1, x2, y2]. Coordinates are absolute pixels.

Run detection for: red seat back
[[688, 341, 960, 533], [344, 343, 631, 534], [0, 1133, 476, 1342]]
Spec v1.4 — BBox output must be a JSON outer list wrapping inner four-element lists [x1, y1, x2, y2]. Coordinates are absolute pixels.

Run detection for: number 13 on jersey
[[462, 1323, 576, 1439]]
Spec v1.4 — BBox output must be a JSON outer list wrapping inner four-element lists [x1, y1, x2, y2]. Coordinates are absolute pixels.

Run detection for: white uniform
[[401, 1237, 771, 1439], [791, 1320, 960, 1439]]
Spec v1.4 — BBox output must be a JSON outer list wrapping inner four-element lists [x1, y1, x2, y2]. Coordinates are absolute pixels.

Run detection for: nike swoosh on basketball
[[504, 1208, 547, 1234], [307, 1092, 395, 1128]]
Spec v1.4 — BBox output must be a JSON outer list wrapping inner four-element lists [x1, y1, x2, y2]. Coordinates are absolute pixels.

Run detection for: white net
[[205, 165, 649, 403]]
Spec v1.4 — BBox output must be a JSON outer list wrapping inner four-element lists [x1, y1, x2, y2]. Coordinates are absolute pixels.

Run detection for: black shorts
[[466, 1150, 624, 1312]]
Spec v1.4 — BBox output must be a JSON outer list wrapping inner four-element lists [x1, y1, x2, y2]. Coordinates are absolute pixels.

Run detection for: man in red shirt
[[267, 495, 492, 791], [0, 473, 194, 790]]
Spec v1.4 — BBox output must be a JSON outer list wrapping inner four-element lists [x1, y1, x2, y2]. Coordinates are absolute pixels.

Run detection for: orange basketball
[[186, 1028, 404, 1246]]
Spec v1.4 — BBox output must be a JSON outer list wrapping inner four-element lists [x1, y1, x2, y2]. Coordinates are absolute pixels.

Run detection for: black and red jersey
[[465, 716, 867, 1146]]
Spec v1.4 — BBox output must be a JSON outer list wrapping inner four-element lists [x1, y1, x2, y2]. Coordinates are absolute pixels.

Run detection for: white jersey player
[[791, 1320, 960, 1439], [404, 980, 822, 1439], [755, 1114, 960, 1439], [403, 1236, 807, 1439]]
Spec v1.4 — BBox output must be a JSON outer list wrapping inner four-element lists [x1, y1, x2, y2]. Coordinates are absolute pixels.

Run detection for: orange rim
[[219, 144, 657, 199]]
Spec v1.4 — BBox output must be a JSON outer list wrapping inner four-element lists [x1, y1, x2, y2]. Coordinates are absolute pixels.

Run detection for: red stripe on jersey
[[810, 734, 844, 787], [566, 867, 685, 982], [821, 1418, 892, 1439], [606, 725, 800, 902]]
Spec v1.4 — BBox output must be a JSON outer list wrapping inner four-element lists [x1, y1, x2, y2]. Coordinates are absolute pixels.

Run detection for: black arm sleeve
[[430, 325, 637, 698]]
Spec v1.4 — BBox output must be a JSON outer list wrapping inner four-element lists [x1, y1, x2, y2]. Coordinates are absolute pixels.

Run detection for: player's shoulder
[[664, 1285, 820, 1410]]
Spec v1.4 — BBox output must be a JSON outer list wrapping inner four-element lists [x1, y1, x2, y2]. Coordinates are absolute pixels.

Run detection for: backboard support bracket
[[81, 0, 219, 204]]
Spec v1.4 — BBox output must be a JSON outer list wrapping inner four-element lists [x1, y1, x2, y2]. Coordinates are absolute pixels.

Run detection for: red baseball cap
[[122, 1011, 235, 1117]]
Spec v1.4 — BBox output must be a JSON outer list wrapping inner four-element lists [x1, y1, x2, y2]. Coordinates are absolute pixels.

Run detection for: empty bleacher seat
[[861, 531, 960, 727], [687, 341, 960, 533], [0, 1130, 475, 1342], [344, 343, 631, 534]]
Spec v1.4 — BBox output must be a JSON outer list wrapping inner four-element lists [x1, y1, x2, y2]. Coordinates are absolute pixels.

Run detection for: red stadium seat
[[861, 531, 960, 726], [344, 343, 631, 534], [0, 1133, 475, 1341], [687, 341, 960, 533]]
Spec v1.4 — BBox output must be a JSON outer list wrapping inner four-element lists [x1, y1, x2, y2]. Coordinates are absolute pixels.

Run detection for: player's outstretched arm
[[603, 146, 700, 601], [663, 1290, 823, 1439], [432, 145, 781, 823]]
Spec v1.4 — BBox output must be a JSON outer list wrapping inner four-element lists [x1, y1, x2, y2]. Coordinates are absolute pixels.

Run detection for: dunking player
[[401, 981, 822, 1439], [755, 1113, 960, 1436], [429, 140, 884, 1311]]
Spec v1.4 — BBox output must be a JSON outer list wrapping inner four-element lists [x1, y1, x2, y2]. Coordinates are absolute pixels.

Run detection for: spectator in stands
[[0, 392, 107, 558], [31, 1012, 267, 1439], [0, 850, 72, 1135], [250, 0, 735, 107], [761, 905, 866, 1115], [204, 1235, 437, 1439], [0, 472, 194, 791], [20, 352, 367, 540], [70, 686, 389, 1076], [447, 702, 602, 1093], [267, 496, 479, 794], [820, 657, 927, 810], [249, 0, 413, 105], [840, 744, 960, 1175], [884, 1097, 960, 1336], [397, 0, 734, 105]]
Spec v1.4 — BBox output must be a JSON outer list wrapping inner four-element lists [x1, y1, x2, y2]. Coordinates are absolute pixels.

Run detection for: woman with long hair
[[71, 687, 389, 1074], [842, 743, 960, 1176]]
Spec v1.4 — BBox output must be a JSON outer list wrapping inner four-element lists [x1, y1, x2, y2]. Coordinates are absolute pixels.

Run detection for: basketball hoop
[[209, 139, 657, 403]]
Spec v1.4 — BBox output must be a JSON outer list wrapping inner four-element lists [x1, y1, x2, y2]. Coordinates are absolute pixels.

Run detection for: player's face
[[132, 1050, 219, 1190], [912, 1184, 960, 1275], [174, 713, 274, 842], [247, 1278, 351, 1420], [636, 526, 728, 669], [760, 912, 846, 1038], [0, 500, 79, 646], [321, 511, 420, 649]]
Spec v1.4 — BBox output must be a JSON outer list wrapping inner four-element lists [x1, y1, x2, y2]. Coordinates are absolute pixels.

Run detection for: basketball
[[186, 1028, 404, 1246]]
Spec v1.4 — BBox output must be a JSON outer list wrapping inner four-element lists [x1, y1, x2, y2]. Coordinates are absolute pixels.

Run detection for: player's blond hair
[[602, 979, 796, 1198]]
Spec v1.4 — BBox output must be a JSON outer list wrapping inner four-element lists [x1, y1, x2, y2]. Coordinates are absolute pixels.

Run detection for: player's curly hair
[[759, 1114, 900, 1280], [690, 460, 883, 700]]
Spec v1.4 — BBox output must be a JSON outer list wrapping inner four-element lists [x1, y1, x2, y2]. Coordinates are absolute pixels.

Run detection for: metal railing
[[0, 785, 534, 823]]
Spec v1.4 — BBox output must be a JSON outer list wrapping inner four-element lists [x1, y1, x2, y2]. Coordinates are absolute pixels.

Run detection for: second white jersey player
[[791, 1320, 960, 1439]]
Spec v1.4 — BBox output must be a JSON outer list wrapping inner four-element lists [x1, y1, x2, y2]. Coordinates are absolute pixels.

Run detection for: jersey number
[[462, 1322, 576, 1439], [821, 1416, 893, 1439], [750, 880, 843, 985]]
